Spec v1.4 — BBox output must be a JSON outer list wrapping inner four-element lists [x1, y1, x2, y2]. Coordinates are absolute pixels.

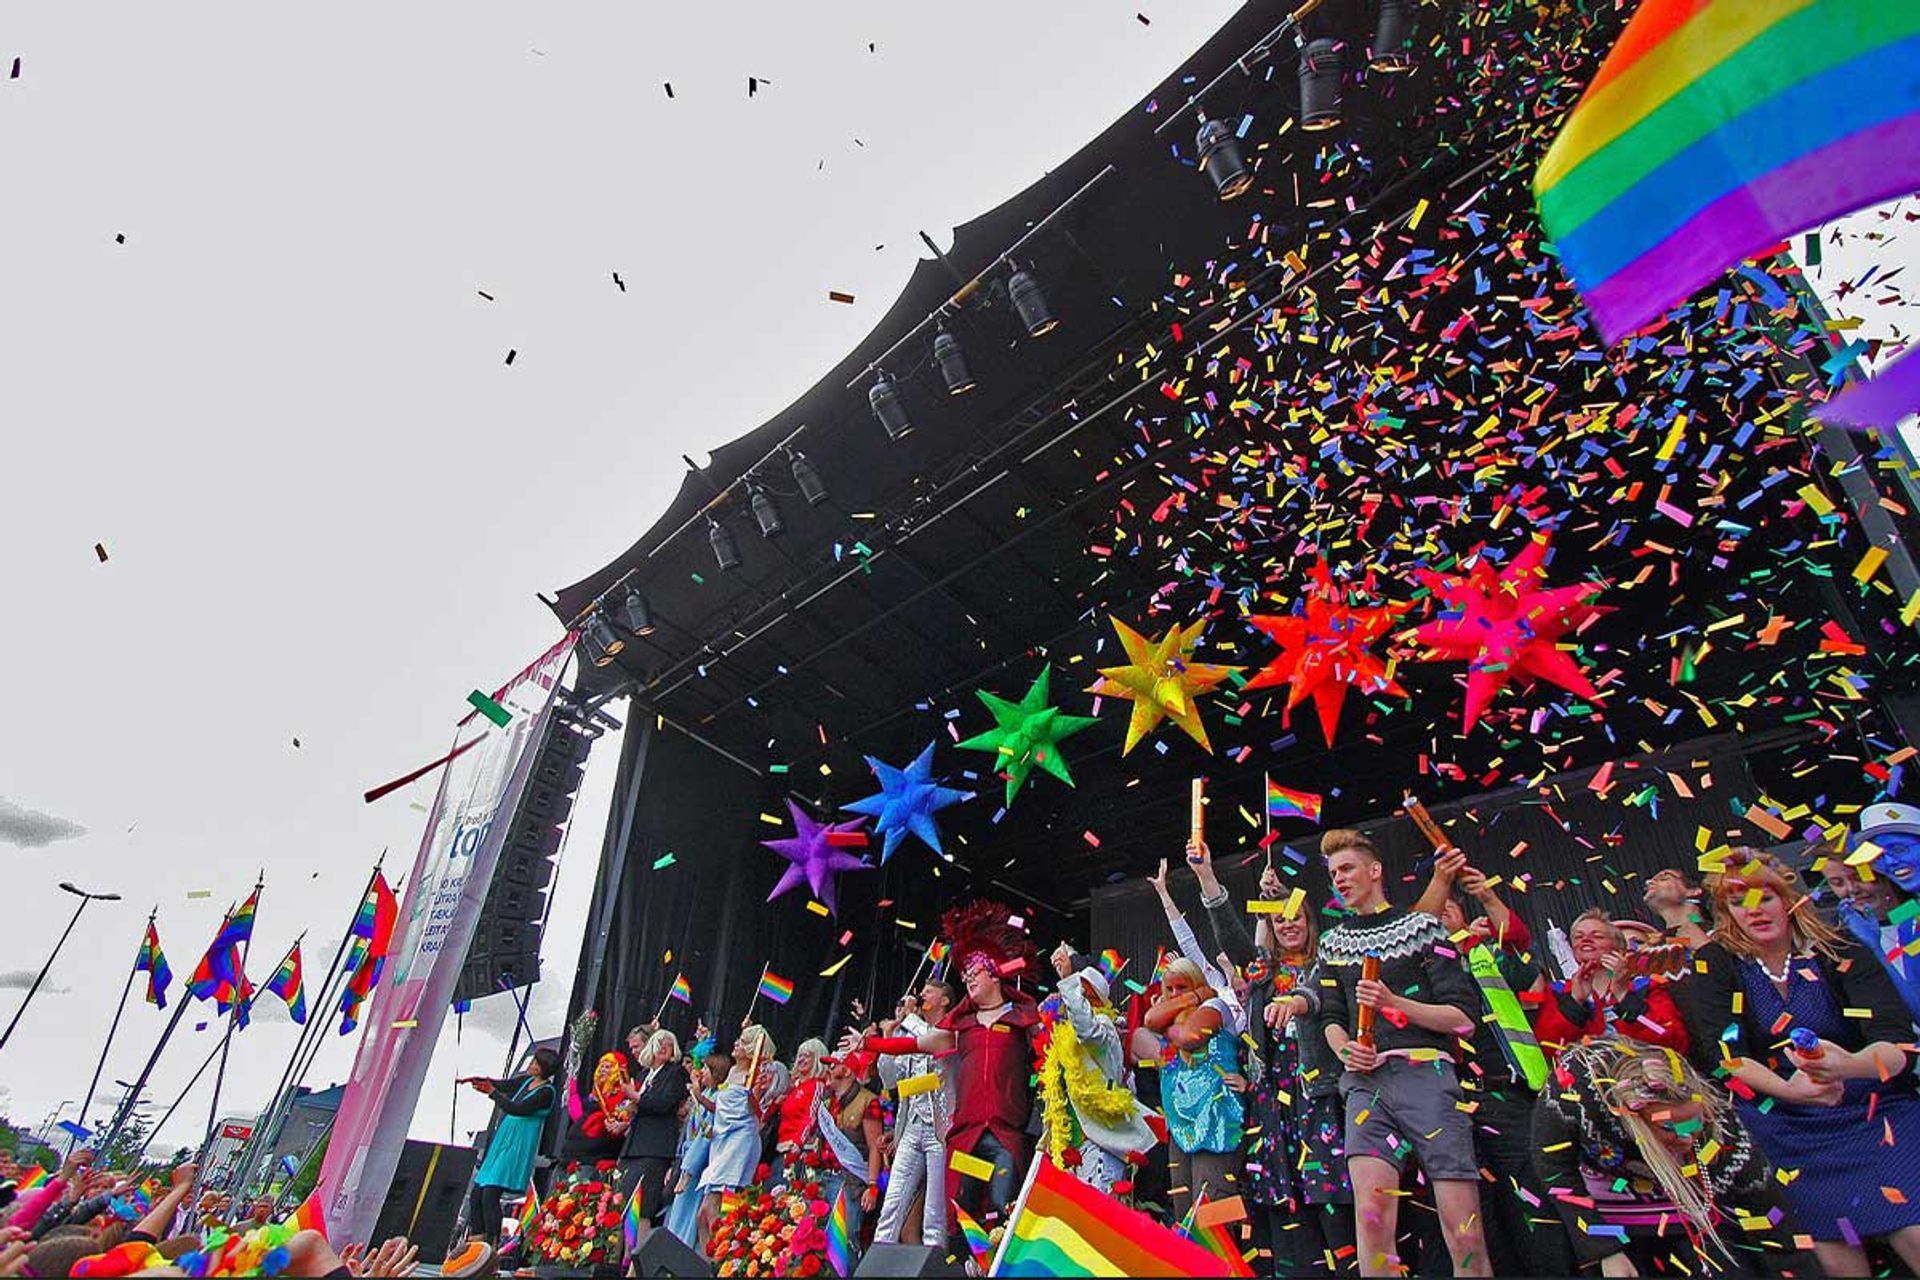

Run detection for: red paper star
[[1245, 571, 1408, 745], [1407, 533, 1609, 732]]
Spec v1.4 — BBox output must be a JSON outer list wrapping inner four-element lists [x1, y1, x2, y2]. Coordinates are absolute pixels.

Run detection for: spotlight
[[709, 517, 741, 571], [1298, 38, 1343, 131], [750, 484, 784, 538], [1008, 265, 1057, 337], [1195, 112, 1253, 201], [585, 613, 623, 666], [618, 584, 654, 636], [1369, 0, 1414, 72], [933, 325, 975, 395], [790, 449, 828, 506], [869, 369, 912, 440]]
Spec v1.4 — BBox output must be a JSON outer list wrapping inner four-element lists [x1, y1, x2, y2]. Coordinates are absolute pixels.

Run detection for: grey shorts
[[1339, 1054, 1478, 1181]]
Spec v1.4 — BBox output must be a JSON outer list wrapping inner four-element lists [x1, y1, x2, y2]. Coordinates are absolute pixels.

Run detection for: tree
[[285, 1131, 327, 1204]]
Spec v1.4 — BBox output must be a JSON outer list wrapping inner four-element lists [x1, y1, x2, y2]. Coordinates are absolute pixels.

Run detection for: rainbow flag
[[620, 1180, 646, 1260], [212, 888, 260, 953], [669, 973, 692, 1005], [825, 1186, 854, 1277], [17, 1167, 48, 1191], [267, 944, 307, 1025], [757, 969, 795, 1005], [135, 923, 173, 1010], [513, 1175, 541, 1251], [1265, 779, 1323, 823], [953, 1200, 993, 1271], [1536, 0, 1920, 346], [1178, 1195, 1255, 1278], [993, 1158, 1230, 1276], [288, 1192, 325, 1236], [338, 872, 399, 1035]]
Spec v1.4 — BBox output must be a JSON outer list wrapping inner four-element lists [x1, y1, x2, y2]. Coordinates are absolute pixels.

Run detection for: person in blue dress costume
[[1137, 953, 1245, 1222], [692, 1022, 777, 1253], [1691, 848, 1920, 1278]]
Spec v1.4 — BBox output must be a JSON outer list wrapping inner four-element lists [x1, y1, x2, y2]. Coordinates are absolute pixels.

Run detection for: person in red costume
[[1532, 908, 1690, 1063], [842, 899, 1040, 1219]]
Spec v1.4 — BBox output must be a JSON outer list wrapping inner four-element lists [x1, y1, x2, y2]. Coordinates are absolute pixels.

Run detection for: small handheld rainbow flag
[[825, 1186, 854, 1277], [1179, 1194, 1256, 1277], [951, 1200, 992, 1271], [509, 1175, 539, 1251], [1265, 778, 1323, 823], [669, 973, 693, 1005], [620, 1179, 646, 1260], [757, 969, 795, 1005], [287, 1192, 325, 1236], [17, 1167, 48, 1191]]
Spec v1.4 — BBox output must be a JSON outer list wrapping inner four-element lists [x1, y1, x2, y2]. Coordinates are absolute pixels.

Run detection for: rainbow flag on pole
[[619, 1178, 645, 1260], [135, 923, 173, 1010], [288, 1192, 325, 1236], [669, 973, 693, 1005], [756, 969, 795, 1005], [992, 1158, 1229, 1276], [1265, 778, 1323, 823], [1536, 0, 1920, 346], [267, 944, 308, 1025], [953, 1201, 994, 1271], [825, 1186, 854, 1277]]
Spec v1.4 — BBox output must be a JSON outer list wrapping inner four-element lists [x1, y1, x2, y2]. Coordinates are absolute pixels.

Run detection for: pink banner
[[314, 634, 576, 1246]]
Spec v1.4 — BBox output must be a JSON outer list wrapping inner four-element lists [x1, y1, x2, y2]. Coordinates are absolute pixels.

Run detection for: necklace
[[1756, 951, 1797, 984]]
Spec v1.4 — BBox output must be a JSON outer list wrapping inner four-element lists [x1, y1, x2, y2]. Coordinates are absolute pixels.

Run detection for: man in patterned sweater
[[1313, 827, 1490, 1277]]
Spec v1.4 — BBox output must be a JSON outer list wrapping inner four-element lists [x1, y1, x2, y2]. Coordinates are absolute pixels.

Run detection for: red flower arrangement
[[708, 1147, 835, 1278], [523, 1160, 626, 1270]]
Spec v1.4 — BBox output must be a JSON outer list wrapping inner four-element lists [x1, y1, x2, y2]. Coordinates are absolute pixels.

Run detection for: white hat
[[1859, 802, 1920, 837], [1072, 966, 1111, 1005]]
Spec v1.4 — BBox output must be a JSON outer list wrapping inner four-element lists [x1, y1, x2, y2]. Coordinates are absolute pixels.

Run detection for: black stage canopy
[[549, 0, 1920, 1040]]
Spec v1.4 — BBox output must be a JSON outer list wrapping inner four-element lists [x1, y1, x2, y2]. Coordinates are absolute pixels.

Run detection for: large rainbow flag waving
[[1536, 0, 1920, 422], [992, 1158, 1229, 1277]]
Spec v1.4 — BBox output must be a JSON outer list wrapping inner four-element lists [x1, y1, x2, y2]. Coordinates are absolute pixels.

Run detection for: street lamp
[[0, 883, 121, 1053]]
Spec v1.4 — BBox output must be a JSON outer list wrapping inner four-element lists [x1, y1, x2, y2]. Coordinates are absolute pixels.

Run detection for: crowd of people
[[447, 801, 1920, 1279]]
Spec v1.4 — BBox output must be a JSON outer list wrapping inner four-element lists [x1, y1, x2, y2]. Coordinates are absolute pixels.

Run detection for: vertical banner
[[314, 634, 576, 1246]]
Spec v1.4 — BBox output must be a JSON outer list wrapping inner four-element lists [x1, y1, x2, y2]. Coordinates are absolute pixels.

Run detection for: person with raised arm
[[870, 978, 955, 1249], [1313, 828, 1489, 1277], [1037, 941, 1157, 1194]]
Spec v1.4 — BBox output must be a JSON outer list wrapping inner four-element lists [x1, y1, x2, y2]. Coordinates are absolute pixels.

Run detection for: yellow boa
[[1040, 1012, 1140, 1169]]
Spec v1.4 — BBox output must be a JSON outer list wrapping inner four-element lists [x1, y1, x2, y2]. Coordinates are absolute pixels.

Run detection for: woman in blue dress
[[444, 1046, 559, 1277], [694, 1023, 777, 1253], [665, 1049, 726, 1246], [1694, 849, 1920, 1277]]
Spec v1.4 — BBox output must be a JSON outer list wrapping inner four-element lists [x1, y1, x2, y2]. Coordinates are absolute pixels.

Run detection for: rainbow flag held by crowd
[[825, 1186, 854, 1277], [669, 973, 693, 1005], [1536, 0, 1920, 369], [953, 1201, 994, 1271], [135, 923, 173, 1010], [16, 1167, 48, 1191], [757, 969, 795, 1005], [620, 1180, 645, 1261], [1265, 779, 1323, 823], [991, 1158, 1231, 1276], [1178, 1194, 1255, 1278], [288, 1192, 325, 1236], [267, 944, 308, 1025]]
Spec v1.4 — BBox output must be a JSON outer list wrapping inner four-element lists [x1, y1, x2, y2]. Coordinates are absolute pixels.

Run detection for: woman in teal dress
[[460, 1047, 560, 1258], [1140, 956, 1246, 1220]]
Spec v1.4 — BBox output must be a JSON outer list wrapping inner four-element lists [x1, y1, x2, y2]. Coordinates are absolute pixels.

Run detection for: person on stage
[[1692, 849, 1920, 1276], [1532, 909, 1690, 1063], [845, 899, 1039, 1220], [870, 979, 956, 1249], [1313, 828, 1489, 1277], [615, 1026, 685, 1256], [694, 1023, 778, 1251], [1819, 843, 1920, 1021], [770, 1037, 827, 1187], [1136, 945, 1245, 1223], [445, 1045, 560, 1277], [1039, 942, 1158, 1194]]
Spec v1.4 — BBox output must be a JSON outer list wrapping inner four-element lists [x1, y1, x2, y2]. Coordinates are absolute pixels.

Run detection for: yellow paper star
[[1087, 617, 1241, 755]]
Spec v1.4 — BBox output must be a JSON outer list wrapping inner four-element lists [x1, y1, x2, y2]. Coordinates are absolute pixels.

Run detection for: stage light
[[750, 484, 784, 538], [790, 449, 828, 506], [1369, 0, 1414, 72], [869, 369, 913, 440], [1195, 112, 1253, 201], [1008, 265, 1057, 337], [709, 517, 741, 571], [618, 584, 655, 636], [1298, 38, 1343, 131], [585, 613, 623, 666], [934, 325, 975, 395]]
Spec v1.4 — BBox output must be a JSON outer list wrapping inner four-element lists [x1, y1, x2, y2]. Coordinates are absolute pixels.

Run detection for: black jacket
[[619, 1061, 689, 1162], [1685, 937, 1918, 1080], [1200, 887, 1341, 1099]]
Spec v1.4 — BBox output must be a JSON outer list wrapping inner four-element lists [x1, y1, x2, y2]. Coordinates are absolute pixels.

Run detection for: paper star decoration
[[1086, 617, 1242, 755], [956, 665, 1099, 807], [762, 798, 871, 917], [1246, 568, 1408, 745], [842, 742, 973, 863], [1407, 533, 1610, 732]]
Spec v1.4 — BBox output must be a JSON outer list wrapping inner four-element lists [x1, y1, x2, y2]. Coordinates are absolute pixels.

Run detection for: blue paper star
[[763, 798, 870, 916], [842, 741, 973, 863]]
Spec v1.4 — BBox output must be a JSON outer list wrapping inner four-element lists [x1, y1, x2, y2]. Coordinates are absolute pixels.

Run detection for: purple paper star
[[763, 798, 871, 917]]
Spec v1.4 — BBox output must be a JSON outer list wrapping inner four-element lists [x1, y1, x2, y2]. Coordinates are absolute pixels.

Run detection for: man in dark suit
[[618, 1025, 688, 1256]]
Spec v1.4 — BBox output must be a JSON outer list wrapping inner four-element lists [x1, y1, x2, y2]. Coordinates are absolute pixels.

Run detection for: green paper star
[[956, 664, 1099, 807]]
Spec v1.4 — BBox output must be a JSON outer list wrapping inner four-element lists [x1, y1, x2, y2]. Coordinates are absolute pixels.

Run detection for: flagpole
[[70, 911, 152, 1155], [200, 876, 264, 1174], [231, 860, 382, 1195], [984, 1147, 1045, 1278], [743, 962, 769, 1027]]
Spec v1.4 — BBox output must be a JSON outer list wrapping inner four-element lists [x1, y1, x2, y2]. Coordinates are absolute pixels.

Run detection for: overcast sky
[[3, 5, 1913, 1161], [0, 0, 1247, 1154]]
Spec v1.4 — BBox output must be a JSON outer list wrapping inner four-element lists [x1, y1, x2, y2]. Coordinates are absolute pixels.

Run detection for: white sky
[[0, 0, 1243, 1155], [2, 4, 1913, 1162]]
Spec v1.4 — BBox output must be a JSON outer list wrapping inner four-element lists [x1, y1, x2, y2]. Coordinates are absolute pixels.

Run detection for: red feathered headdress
[[940, 898, 1037, 983]]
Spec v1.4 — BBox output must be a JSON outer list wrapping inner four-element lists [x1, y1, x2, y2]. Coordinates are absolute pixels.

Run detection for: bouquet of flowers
[[707, 1149, 834, 1278], [524, 1160, 626, 1270]]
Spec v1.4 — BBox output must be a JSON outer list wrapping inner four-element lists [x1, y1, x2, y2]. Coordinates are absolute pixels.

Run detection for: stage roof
[[548, 0, 1918, 927]]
